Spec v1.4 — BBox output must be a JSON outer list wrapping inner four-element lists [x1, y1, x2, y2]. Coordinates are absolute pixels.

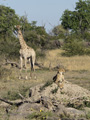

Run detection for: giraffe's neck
[[18, 30, 27, 49]]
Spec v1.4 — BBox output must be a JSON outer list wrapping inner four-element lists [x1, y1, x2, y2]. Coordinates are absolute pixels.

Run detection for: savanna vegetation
[[0, 0, 90, 59], [0, 0, 90, 120]]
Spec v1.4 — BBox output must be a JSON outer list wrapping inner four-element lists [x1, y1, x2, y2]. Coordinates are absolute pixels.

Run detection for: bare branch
[[2, 59, 21, 69]]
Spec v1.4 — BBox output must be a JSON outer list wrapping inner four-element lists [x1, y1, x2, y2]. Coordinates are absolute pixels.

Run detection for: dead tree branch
[[35, 62, 45, 69], [0, 97, 23, 106], [0, 97, 32, 107], [18, 93, 25, 100], [2, 59, 21, 69]]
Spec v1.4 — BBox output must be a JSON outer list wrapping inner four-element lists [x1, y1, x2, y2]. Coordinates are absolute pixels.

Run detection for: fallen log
[[0, 95, 53, 108], [2, 59, 21, 69], [0, 93, 32, 107], [0, 97, 23, 106]]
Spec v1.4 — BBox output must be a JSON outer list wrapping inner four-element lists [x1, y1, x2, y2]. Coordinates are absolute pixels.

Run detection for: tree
[[0, 5, 20, 58], [60, 0, 90, 34], [0, 5, 19, 38], [52, 25, 67, 38]]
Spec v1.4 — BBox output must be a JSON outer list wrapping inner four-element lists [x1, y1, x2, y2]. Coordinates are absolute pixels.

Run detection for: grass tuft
[[40, 81, 53, 91], [51, 87, 58, 94], [27, 111, 53, 120]]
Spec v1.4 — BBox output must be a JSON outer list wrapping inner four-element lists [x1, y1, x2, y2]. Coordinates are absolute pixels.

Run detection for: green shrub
[[62, 39, 85, 56], [83, 32, 90, 41], [0, 37, 20, 59], [85, 48, 90, 55]]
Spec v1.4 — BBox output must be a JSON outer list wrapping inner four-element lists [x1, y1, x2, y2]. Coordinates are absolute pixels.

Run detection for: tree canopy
[[0, 5, 19, 37], [61, 0, 90, 34]]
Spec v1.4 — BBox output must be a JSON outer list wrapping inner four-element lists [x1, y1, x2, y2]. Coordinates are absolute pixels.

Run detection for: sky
[[0, 0, 79, 32]]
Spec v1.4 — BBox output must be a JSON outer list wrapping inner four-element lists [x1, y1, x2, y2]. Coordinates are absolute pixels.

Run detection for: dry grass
[[0, 49, 90, 120], [0, 49, 90, 97], [37, 49, 90, 91], [42, 49, 90, 71]]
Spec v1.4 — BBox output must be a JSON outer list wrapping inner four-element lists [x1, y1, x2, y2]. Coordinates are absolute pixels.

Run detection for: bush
[[85, 48, 90, 55], [0, 37, 20, 59], [62, 38, 85, 56], [83, 32, 90, 41]]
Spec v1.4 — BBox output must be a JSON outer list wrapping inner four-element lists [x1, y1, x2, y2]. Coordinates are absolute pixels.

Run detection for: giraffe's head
[[15, 25, 22, 30]]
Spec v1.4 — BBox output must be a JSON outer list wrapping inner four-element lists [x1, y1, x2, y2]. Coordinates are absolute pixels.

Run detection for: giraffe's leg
[[24, 58, 28, 79], [31, 56, 37, 80], [20, 56, 23, 69], [27, 58, 32, 79], [30, 57, 33, 71], [28, 58, 31, 64], [19, 56, 23, 79], [31, 56, 35, 71]]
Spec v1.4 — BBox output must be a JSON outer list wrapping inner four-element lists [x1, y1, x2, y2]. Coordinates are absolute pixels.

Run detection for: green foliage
[[23, 26, 48, 49], [63, 37, 85, 56], [0, 36, 20, 58], [36, 26, 47, 35], [61, 9, 73, 30], [83, 32, 90, 41], [52, 25, 67, 37], [61, 0, 90, 35], [0, 5, 20, 58], [0, 5, 19, 37], [85, 48, 90, 55], [62, 34, 90, 56]]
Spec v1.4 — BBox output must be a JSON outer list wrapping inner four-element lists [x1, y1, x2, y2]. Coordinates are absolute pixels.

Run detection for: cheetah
[[53, 68, 65, 90]]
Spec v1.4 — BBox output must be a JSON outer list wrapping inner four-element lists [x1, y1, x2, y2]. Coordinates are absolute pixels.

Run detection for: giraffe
[[15, 25, 36, 78]]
